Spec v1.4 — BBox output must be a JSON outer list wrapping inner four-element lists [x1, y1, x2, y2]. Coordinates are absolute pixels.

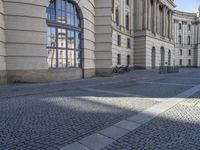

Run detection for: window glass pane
[[47, 27, 56, 47], [75, 9, 80, 27], [58, 49, 66, 68], [48, 48, 57, 68], [58, 28, 66, 48], [68, 50, 75, 67], [56, 0, 66, 23], [76, 51, 81, 67], [47, 0, 82, 69], [75, 32, 81, 50], [47, 2, 56, 21], [68, 30, 75, 49], [67, 2, 75, 26]]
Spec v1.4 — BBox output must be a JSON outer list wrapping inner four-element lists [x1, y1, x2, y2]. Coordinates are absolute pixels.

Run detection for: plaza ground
[[0, 69, 200, 150]]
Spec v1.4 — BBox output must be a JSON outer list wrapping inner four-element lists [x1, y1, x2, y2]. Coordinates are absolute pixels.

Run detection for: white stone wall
[[0, 0, 6, 71], [112, 0, 134, 67], [146, 36, 175, 68], [112, 30, 134, 67], [3, 0, 49, 70], [77, 0, 96, 71], [95, 0, 113, 75], [0, 0, 97, 82], [174, 47, 194, 66]]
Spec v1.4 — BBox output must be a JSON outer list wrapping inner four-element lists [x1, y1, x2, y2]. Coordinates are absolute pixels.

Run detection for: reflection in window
[[47, 0, 81, 68], [68, 30, 75, 49]]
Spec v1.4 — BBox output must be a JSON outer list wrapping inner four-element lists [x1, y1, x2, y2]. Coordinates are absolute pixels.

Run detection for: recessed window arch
[[47, 0, 82, 69], [115, 7, 119, 26]]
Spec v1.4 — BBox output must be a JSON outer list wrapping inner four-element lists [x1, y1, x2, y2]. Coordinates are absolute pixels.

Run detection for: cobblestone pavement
[[0, 90, 158, 150], [103, 100, 200, 150], [1, 69, 200, 149]]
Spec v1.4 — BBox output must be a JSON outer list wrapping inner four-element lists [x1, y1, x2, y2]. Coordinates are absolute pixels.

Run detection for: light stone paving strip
[[82, 88, 140, 97], [60, 84, 200, 150], [139, 81, 195, 87]]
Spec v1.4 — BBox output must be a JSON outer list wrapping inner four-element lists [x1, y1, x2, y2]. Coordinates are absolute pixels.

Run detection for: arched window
[[160, 47, 165, 66], [168, 50, 171, 66], [47, 0, 82, 69], [116, 8, 119, 26], [126, 14, 129, 31], [151, 47, 156, 69]]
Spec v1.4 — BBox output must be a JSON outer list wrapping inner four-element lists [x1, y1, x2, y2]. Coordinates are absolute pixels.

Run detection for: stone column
[[143, 0, 148, 29], [153, 0, 157, 33], [156, 1, 160, 34], [147, 0, 151, 30]]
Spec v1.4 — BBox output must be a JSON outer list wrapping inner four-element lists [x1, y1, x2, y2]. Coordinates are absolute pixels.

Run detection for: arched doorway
[[160, 47, 165, 66], [168, 50, 171, 66], [151, 47, 156, 69], [46, 0, 83, 69]]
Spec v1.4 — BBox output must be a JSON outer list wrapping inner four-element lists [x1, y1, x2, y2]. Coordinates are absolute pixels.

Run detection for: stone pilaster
[[166, 8, 169, 37], [153, 0, 157, 33], [162, 6, 166, 36], [143, 0, 148, 29], [169, 10, 172, 39], [147, 0, 151, 30], [156, 1, 160, 34]]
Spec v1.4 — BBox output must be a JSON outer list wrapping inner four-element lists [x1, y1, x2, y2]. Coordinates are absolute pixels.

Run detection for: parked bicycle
[[113, 65, 131, 74]]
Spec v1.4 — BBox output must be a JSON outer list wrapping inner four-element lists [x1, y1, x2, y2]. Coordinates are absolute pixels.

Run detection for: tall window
[[117, 35, 121, 46], [188, 36, 191, 45], [126, 0, 129, 6], [189, 50, 191, 56], [117, 54, 121, 65], [47, 0, 81, 69], [127, 55, 130, 66], [126, 14, 129, 30], [188, 59, 191, 66], [179, 59, 182, 66], [180, 49, 183, 56], [127, 38, 131, 48], [188, 24, 191, 31], [116, 8, 119, 26], [179, 35, 182, 44], [179, 23, 182, 30]]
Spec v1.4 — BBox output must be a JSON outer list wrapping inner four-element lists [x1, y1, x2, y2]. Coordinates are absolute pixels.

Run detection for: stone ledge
[[6, 68, 96, 83]]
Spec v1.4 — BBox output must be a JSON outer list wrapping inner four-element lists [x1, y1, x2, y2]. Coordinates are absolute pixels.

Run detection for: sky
[[174, 0, 200, 13]]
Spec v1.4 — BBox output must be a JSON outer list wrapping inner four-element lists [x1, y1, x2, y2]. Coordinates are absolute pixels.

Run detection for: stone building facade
[[174, 10, 200, 67], [0, 0, 199, 84]]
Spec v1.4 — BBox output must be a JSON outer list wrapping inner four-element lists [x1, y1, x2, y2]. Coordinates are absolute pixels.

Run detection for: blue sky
[[174, 0, 200, 12]]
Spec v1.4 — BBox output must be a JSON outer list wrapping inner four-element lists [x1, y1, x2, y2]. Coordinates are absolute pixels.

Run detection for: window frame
[[47, 0, 82, 69]]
